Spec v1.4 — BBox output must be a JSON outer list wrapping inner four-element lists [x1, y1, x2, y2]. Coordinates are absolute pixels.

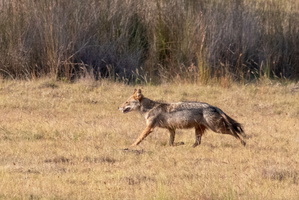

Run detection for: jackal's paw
[[192, 142, 201, 148], [130, 143, 138, 147]]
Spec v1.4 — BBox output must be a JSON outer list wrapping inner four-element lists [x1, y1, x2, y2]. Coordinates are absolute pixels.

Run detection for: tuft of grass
[[262, 167, 298, 184]]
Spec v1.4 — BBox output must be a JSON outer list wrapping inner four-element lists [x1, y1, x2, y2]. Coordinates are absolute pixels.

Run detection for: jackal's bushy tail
[[220, 112, 246, 139]]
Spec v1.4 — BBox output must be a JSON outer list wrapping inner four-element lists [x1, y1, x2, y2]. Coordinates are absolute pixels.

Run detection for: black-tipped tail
[[219, 111, 247, 146]]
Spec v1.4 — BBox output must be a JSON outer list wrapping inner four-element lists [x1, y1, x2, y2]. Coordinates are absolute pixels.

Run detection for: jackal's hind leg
[[193, 126, 206, 148], [131, 125, 154, 146]]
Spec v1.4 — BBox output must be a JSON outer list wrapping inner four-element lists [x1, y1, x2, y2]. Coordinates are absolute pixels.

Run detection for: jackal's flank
[[119, 89, 246, 147]]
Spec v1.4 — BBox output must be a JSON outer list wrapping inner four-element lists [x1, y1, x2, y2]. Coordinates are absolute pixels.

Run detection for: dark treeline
[[0, 0, 298, 83]]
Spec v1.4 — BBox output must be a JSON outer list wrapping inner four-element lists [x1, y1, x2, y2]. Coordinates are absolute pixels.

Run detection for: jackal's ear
[[134, 88, 143, 100]]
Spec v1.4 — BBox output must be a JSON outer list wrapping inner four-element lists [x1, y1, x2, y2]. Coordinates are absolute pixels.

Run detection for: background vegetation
[[0, 0, 298, 83]]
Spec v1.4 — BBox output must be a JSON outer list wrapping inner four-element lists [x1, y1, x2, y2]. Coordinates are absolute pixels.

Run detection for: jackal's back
[[165, 101, 210, 112], [149, 102, 211, 129]]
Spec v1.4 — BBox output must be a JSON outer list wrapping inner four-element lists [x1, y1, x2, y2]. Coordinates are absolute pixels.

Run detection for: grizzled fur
[[119, 89, 246, 147]]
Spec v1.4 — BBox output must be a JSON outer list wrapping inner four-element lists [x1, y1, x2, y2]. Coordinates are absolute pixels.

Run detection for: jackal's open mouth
[[122, 107, 131, 113]]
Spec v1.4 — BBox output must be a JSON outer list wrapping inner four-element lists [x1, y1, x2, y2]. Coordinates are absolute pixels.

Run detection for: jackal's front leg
[[168, 128, 175, 146], [131, 125, 154, 146]]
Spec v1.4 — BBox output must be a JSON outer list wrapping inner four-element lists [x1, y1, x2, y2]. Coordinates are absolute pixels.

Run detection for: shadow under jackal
[[119, 89, 246, 147]]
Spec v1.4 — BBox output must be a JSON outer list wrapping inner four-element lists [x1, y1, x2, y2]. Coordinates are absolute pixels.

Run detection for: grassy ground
[[0, 79, 298, 199]]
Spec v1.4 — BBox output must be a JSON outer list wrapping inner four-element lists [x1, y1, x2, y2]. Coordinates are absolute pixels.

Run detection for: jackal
[[118, 89, 246, 147]]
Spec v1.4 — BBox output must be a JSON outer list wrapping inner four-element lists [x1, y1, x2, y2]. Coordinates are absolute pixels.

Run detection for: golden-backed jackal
[[119, 89, 246, 147]]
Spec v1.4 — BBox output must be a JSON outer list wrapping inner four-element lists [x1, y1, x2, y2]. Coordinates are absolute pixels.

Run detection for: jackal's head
[[118, 89, 143, 113]]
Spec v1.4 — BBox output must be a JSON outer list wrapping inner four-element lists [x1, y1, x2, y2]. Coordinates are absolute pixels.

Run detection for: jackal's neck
[[139, 97, 160, 114]]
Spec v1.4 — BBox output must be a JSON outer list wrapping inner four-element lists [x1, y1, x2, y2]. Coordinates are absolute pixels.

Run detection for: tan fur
[[119, 89, 246, 147]]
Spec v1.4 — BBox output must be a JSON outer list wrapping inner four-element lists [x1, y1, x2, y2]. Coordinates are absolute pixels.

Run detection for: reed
[[0, 0, 298, 83]]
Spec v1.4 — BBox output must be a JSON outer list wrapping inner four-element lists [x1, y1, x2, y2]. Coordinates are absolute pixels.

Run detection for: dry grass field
[[0, 79, 298, 199]]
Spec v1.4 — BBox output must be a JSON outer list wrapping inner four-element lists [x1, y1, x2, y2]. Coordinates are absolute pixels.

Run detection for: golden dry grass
[[0, 79, 299, 199]]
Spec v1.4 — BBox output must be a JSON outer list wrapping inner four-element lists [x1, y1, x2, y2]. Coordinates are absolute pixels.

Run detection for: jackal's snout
[[118, 105, 131, 113], [118, 106, 123, 112]]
